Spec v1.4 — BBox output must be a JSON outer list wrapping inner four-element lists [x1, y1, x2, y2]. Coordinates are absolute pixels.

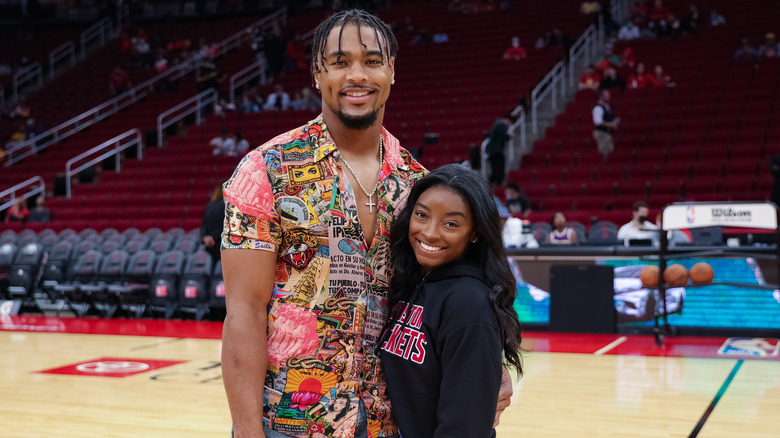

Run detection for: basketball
[[663, 264, 689, 286], [689, 262, 714, 283], [640, 265, 660, 287]]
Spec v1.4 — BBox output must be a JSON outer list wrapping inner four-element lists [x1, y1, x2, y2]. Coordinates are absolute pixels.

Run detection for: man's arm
[[222, 248, 278, 438]]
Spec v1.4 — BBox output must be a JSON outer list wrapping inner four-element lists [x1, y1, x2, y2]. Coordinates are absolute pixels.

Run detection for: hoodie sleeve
[[434, 321, 503, 438]]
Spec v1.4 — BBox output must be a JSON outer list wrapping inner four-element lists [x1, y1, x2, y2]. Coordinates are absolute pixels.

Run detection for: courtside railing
[[157, 89, 218, 147], [531, 61, 566, 135], [4, 8, 288, 166], [64, 129, 143, 198], [0, 177, 46, 214], [229, 61, 266, 105]]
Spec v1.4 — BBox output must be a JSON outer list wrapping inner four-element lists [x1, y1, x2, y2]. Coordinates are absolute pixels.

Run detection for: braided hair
[[311, 9, 398, 73]]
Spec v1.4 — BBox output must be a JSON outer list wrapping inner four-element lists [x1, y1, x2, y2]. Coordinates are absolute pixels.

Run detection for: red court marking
[[0, 315, 223, 339], [37, 357, 186, 378]]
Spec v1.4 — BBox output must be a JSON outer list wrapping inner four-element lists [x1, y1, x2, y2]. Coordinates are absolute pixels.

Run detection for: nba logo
[[155, 285, 168, 298], [686, 206, 695, 224], [718, 338, 780, 357], [185, 286, 198, 299], [216, 284, 225, 297]]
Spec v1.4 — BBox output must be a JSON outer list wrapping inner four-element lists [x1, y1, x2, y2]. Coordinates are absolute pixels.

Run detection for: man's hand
[[494, 365, 514, 427], [203, 235, 216, 248]]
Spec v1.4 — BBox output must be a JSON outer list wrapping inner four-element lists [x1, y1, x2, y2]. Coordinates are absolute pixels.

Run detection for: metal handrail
[[229, 61, 265, 104], [65, 129, 143, 198], [0, 176, 45, 214], [157, 89, 218, 147], [12, 62, 43, 102], [116, 3, 130, 38], [4, 8, 289, 167], [531, 61, 566, 135], [568, 24, 597, 87], [80, 17, 113, 59], [49, 41, 76, 80]]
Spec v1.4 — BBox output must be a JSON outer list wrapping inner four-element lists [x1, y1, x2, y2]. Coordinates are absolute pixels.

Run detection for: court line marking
[[688, 359, 744, 438], [593, 336, 627, 355], [130, 338, 184, 351]]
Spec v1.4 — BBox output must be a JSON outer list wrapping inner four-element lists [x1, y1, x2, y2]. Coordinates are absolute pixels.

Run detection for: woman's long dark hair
[[386, 164, 523, 373]]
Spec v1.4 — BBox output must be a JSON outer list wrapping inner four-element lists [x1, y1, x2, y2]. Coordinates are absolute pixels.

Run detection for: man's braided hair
[[310, 9, 398, 73]]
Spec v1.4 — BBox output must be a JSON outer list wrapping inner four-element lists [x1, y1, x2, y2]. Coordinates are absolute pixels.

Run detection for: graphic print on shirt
[[221, 118, 426, 437], [380, 301, 427, 364]]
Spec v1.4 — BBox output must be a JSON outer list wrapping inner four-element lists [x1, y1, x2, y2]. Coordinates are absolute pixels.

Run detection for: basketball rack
[[651, 201, 780, 346]]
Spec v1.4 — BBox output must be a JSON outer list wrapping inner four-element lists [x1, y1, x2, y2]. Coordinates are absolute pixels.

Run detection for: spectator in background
[[734, 38, 757, 59], [214, 97, 236, 117], [27, 196, 51, 223], [432, 28, 449, 43], [196, 60, 222, 92], [4, 124, 27, 150], [238, 94, 260, 113], [757, 32, 779, 58], [629, 0, 649, 28], [485, 114, 512, 185], [617, 200, 659, 246], [681, 4, 703, 34], [653, 65, 675, 87], [235, 131, 250, 156], [210, 130, 236, 156], [504, 182, 531, 217], [411, 28, 432, 45], [546, 212, 577, 244], [154, 52, 168, 73], [618, 18, 642, 40], [648, 0, 672, 29], [592, 89, 619, 161], [709, 10, 726, 26], [286, 34, 306, 71], [627, 62, 658, 88], [263, 84, 291, 111], [579, 64, 602, 91], [503, 36, 527, 60], [108, 67, 132, 97], [4, 198, 29, 224], [535, 32, 551, 49], [290, 87, 320, 112], [200, 185, 225, 262], [598, 66, 626, 91]]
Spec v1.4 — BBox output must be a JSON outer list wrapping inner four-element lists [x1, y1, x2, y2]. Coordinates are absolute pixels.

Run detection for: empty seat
[[113, 250, 157, 318], [178, 250, 214, 320], [84, 250, 131, 318], [55, 250, 103, 317], [209, 260, 225, 312], [150, 250, 187, 319]]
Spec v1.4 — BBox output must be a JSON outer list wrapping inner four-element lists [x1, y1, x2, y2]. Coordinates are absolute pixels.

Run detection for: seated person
[[627, 62, 659, 88], [617, 201, 659, 246], [503, 37, 527, 60], [28, 196, 51, 223], [546, 212, 577, 244], [263, 84, 291, 111], [210, 130, 237, 156], [4, 198, 29, 223], [504, 182, 532, 217]]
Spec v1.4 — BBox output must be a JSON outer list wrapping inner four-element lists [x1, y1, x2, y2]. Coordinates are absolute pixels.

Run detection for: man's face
[[601, 90, 611, 102], [314, 24, 395, 130], [633, 207, 649, 222]]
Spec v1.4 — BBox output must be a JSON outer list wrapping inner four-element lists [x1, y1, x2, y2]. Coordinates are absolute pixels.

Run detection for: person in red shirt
[[579, 64, 602, 90], [108, 67, 132, 96], [627, 62, 659, 88], [4, 198, 29, 223], [286, 34, 306, 70], [503, 36, 527, 60], [653, 64, 675, 87]]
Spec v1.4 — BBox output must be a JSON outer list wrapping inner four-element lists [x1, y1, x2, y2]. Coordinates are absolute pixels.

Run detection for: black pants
[[489, 154, 505, 186]]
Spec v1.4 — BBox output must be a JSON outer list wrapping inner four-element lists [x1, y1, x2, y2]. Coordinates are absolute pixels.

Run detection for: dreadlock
[[311, 9, 398, 73]]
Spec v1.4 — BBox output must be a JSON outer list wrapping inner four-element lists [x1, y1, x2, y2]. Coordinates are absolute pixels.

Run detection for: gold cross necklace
[[339, 138, 384, 213]]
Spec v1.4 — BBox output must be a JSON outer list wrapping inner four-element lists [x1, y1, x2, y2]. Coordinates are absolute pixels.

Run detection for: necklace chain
[[339, 138, 383, 199]]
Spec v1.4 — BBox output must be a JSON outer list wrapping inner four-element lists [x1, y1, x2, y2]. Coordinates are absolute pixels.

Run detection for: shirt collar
[[308, 115, 409, 174]]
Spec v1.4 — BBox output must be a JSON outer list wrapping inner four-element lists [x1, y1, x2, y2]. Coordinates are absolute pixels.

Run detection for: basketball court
[[1, 315, 778, 437]]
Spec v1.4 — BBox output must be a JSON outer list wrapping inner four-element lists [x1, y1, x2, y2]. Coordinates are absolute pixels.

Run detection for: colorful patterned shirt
[[222, 116, 426, 438]]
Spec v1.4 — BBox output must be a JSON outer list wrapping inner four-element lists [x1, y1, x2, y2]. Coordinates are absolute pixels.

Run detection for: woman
[[546, 211, 578, 245], [4, 198, 29, 223], [380, 164, 523, 438]]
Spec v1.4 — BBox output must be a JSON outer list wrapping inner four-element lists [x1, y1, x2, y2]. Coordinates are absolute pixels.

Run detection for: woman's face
[[229, 209, 243, 231], [408, 185, 476, 272], [553, 213, 566, 228], [387, 178, 398, 193], [333, 397, 348, 412]]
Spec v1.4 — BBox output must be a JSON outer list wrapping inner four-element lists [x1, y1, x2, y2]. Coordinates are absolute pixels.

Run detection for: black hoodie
[[379, 260, 502, 438]]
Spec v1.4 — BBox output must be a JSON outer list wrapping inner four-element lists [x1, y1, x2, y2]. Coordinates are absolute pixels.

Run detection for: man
[[263, 84, 291, 111], [592, 89, 619, 162], [617, 200, 659, 246], [485, 114, 512, 185], [504, 182, 532, 217], [221, 10, 512, 438]]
